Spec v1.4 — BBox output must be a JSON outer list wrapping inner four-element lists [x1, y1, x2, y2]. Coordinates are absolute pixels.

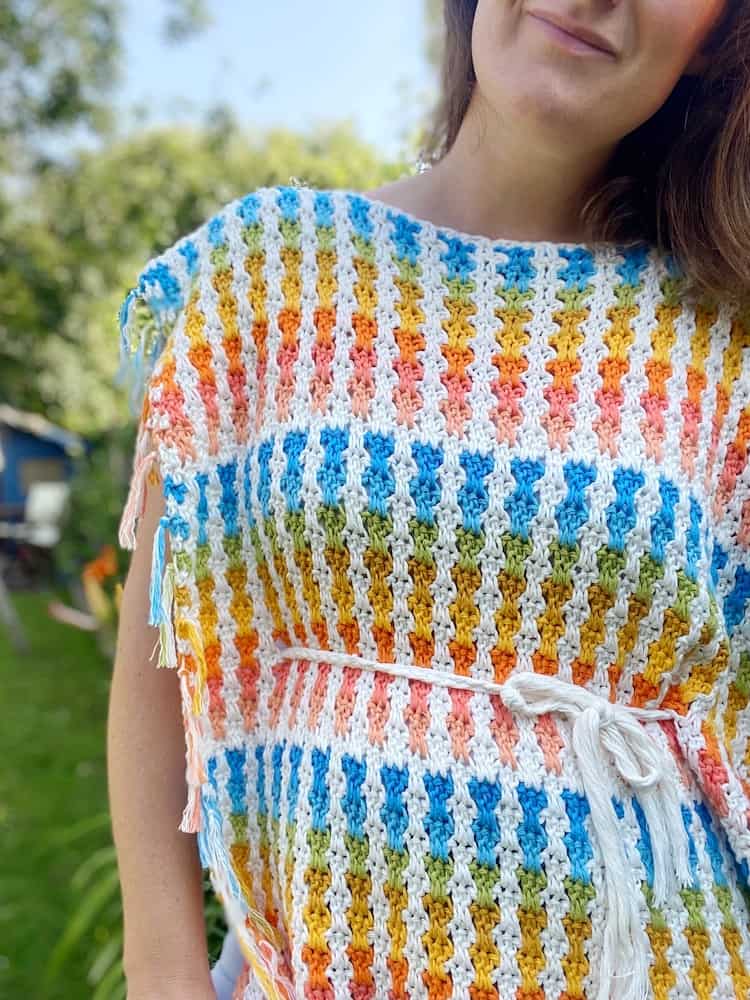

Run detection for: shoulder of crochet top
[[114, 181, 347, 414], [114, 184, 287, 415], [116, 228, 202, 415], [114, 181, 750, 416]]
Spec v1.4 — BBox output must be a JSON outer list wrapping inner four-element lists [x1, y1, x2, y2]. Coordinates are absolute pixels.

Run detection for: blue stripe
[[506, 458, 545, 540], [557, 462, 597, 546], [562, 790, 593, 884], [341, 755, 368, 838], [606, 467, 644, 551], [517, 783, 548, 872], [469, 778, 502, 868], [225, 748, 247, 814], [424, 772, 455, 860], [380, 764, 409, 852], [458, 451, 494, 534]]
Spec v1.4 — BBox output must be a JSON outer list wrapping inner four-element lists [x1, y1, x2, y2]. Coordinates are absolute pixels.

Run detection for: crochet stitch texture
[[117, 182, 750, 999]]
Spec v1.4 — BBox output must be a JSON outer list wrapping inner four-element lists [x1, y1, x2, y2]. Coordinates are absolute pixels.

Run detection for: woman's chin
[[502, 78, 598, 137]]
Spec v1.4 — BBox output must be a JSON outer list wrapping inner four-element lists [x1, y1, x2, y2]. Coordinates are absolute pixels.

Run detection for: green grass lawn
[[0, 590, 228, 999], [0, 591, 114, 998]]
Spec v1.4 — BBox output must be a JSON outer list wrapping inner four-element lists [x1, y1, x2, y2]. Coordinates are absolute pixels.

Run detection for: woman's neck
[[414, 91, 617, 244]]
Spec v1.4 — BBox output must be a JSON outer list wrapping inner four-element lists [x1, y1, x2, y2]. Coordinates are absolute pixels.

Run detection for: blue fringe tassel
[[115, 284, 168, 417], [148, 517, 167, 627]]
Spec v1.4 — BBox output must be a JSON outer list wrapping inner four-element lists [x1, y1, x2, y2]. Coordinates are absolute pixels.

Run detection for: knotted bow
[[500, 671, 691, 1000]]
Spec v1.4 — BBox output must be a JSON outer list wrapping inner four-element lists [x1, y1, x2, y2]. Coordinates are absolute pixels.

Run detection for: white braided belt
[[272, 644, 691, 1000]]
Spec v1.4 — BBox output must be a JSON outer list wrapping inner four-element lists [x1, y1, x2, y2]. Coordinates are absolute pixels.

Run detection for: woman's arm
[[107, 474, 216, 999]]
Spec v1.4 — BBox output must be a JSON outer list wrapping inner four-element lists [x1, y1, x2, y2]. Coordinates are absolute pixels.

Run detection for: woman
[[107, 2, 750, 998]]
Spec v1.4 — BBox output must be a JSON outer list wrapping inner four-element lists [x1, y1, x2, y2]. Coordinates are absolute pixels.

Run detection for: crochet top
[[117, 182, 750, 1000]]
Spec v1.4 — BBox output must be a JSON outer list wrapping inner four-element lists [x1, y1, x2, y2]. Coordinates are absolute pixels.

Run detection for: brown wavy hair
[[416, 0, 750, 301]]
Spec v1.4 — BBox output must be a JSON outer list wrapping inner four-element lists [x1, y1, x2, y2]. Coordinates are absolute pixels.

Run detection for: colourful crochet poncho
[[117, 182, 750, 1000]]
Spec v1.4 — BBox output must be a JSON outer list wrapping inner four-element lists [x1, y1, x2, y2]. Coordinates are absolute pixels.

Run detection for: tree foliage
[[0, 0, 444, 433], [423, 0, 445, 71], [0, 0, 210, 174], [2, 119, 405, 431], [0, 0, 210, 424]]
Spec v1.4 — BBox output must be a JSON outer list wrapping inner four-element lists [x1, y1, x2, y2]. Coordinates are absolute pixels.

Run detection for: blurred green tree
[[0, 0, 436, 429], [0, 0, 210, 173], [2, 122, 405, 430], [424, 0, 445, 70], [0, 0, 210, 418]]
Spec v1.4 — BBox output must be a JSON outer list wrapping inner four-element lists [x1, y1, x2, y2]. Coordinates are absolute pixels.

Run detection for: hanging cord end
[[596, 891, 653, 1000], [501, 672, 682, 1000], [156, 562, 179, 669], [118, 446, 157, 550], [176, 658, 207, 834], [604, 963, 652, 1000], [173, 617, 210, 833], [642, 779, 693, 906]]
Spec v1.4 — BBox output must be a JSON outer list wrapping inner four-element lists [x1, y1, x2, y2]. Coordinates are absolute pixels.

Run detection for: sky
[[115, 0, 437, 163]]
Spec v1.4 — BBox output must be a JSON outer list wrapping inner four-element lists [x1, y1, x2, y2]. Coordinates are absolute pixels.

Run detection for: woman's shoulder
[[116, 182, 375, 410], [181, 180, 375, 252], [120, 181, 372, 313]]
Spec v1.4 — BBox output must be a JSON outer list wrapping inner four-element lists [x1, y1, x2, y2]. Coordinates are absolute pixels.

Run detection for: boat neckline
[[330, 184, 643, 257]]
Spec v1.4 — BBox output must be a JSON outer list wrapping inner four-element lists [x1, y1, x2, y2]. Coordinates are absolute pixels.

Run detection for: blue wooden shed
[[0, 404, 84, 521]]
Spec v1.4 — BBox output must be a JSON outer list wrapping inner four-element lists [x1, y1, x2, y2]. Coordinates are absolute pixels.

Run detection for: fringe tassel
[[179, 619, 209, 714], [124, 448, 178, 670], [148, 517, 167, 627], [118, 447, 156, 550], [231, 915, 296, 1000], [176, 657, 207, 833], [173, 617, 209, 833], [115, 283, 167, 416], [178, 764, 204, 832], [157, 562, 178, 669]]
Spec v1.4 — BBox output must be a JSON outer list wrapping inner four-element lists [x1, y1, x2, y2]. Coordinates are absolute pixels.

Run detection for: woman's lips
[[526, 11, 617, 59]]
